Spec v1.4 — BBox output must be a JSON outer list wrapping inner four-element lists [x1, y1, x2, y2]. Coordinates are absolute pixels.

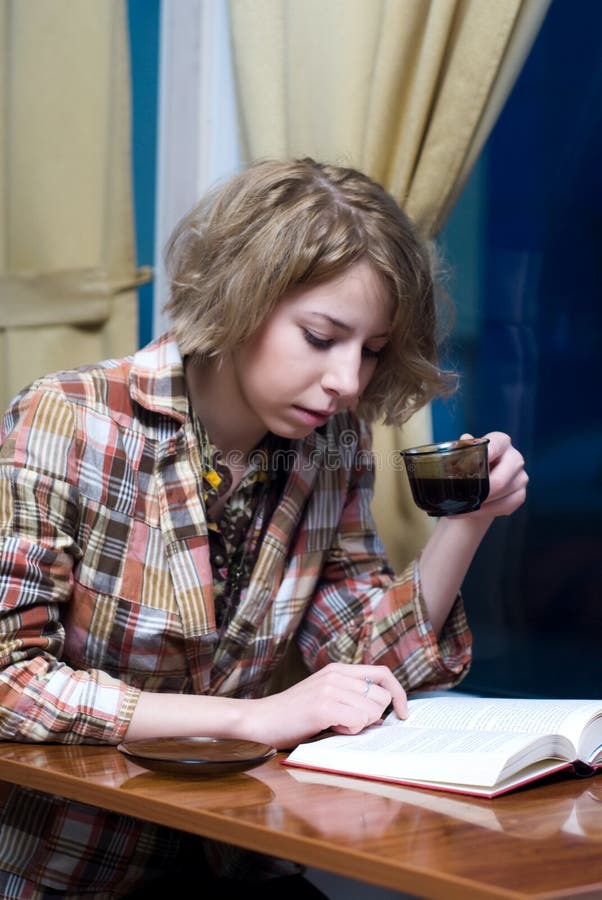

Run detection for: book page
[[335, 723, 527, 755], [286, 722, 573, 789], [396, 696, 602, 752]]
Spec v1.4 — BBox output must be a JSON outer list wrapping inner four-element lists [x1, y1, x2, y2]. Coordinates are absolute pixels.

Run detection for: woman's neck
[[184, 354, 267, 459]]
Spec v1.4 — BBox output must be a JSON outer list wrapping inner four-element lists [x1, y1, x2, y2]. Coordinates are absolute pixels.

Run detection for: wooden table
[[1, 742, 601, 899]]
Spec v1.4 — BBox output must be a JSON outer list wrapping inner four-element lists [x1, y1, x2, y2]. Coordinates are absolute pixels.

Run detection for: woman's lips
[[292, 406, 333, 426]]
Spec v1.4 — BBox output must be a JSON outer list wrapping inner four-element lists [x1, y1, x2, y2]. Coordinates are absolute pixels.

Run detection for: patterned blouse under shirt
[[191, 408, 286, 632], [190, 412, 307, 881]]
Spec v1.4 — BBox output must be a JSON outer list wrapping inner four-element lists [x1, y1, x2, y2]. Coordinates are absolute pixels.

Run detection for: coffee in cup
[[400, 438, 490, 517]]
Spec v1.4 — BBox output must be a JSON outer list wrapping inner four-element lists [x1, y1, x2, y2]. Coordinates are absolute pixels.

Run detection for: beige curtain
[[228, 0, 550, 570], [0, 0, 146, 412]]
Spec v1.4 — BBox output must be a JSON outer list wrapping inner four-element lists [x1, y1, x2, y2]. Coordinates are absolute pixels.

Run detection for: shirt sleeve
[[297, 417, 472, 693], [0, 385, 140, 744]]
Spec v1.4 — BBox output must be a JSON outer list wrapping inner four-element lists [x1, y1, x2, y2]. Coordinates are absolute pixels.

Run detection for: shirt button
[[214, 554, 225, 567]]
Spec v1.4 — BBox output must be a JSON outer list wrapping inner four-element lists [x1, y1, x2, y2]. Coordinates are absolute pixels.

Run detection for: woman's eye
[[303, 329, 333, 350], [362, 346, 383, 360]]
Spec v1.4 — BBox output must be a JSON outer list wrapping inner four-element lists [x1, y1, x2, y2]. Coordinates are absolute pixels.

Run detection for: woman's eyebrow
[[308, 312, 389, 339]]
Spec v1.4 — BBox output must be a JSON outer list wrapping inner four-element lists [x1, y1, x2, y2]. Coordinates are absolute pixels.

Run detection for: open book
[[283, 695, 602, 798]]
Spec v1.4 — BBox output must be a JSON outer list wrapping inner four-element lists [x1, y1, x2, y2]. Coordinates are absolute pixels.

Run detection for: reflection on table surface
[[284, 766, 602, 841], [0, 741, 601, 899]]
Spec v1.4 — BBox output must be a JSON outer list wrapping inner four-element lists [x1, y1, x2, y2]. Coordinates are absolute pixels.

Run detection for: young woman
[[0, 158, 527, 897]]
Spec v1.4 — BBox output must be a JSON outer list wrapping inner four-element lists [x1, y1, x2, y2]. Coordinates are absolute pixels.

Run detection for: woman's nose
[[321, 351, 361, 400]]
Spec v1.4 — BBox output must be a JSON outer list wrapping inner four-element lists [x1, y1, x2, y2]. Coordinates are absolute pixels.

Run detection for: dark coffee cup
[[400, 438, 490, 517]]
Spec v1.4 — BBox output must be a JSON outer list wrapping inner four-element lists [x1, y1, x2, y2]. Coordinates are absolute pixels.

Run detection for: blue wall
[[435, 0, 602, 697], [127, 0, 160, 348]]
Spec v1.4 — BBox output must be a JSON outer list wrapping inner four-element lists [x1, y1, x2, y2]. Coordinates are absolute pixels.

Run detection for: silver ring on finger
[[362, 677, 373, 697]]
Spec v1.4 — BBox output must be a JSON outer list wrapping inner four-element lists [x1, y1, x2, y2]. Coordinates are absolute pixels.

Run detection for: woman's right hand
[[241, 662, 407, 749]]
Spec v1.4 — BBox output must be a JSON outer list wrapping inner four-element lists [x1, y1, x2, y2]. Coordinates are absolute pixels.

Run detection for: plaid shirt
[[0, 333, 471, 896]]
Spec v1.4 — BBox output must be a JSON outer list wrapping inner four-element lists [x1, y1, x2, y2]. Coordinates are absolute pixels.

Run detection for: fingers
[[460, 430, 516, 466], [458, 431, 528, 516], [316, 663, 408, 723], [358, 665, 408, 719], [252, 664, 407, 749], [482, 431, 528, 511], [483, 430, 513, 465], [482, 431, 525, 478], [351, 675, 396, 719]]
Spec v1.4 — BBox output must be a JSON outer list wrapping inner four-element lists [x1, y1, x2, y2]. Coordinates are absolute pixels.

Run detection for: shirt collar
[[128, 332, 189, 421]]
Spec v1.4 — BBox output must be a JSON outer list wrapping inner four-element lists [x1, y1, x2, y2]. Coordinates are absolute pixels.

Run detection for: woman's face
[[232, 260, 391, 440]]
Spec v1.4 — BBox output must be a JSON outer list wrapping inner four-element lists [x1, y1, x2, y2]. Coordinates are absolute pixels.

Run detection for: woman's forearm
[[125, 690, 248, 742], [419, 515, 493, 634]]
